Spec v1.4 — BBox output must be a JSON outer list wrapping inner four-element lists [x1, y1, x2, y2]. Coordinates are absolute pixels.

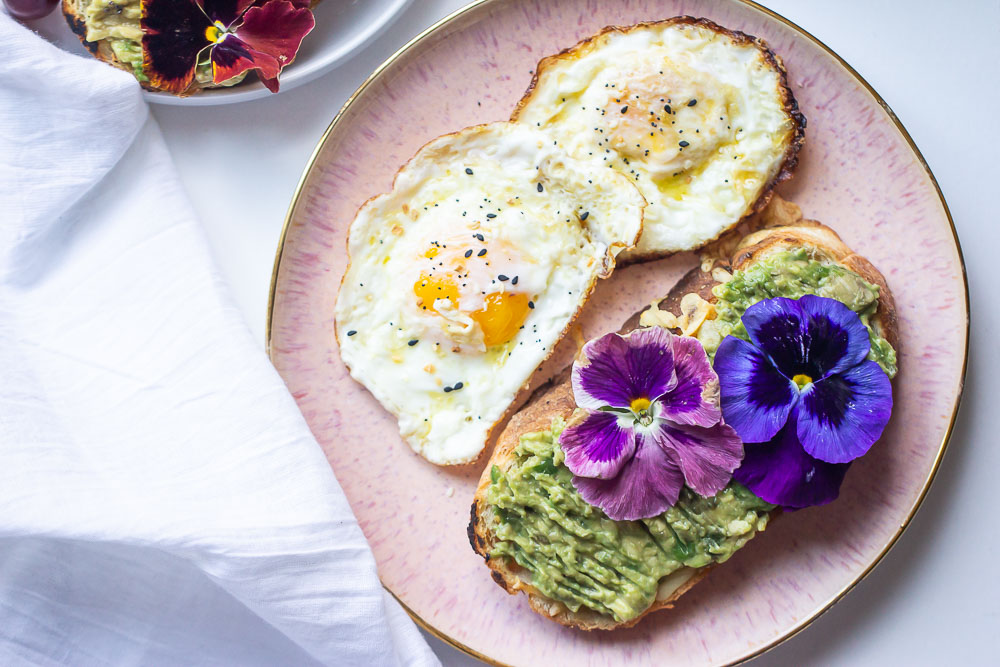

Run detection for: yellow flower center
[[792, 374, 813, 389], [630, 397, 651, 413], [204, 22, 227, 44]]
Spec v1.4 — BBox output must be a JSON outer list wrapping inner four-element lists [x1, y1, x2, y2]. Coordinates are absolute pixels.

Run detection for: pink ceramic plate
[[267, 1, 967, 664]]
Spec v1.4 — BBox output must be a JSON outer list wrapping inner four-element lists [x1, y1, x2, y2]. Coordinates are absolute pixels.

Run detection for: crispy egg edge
[[510, 15, 807, 263], [333, 121, 645, 466]]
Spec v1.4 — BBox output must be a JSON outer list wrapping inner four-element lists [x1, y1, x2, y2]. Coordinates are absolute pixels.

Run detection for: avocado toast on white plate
[[62, 0, 317, 95]]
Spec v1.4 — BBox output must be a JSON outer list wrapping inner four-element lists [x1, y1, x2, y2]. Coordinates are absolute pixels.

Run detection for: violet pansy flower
[[714, 295, 893, 508], [142, 0, 315, 94], [558, 327, 743, 521]]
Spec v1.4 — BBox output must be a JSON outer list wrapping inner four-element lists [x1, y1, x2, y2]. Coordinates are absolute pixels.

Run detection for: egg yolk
[[414, 274, 459, 313], [601, 68, 732, 180], [414, 275, 530, 347], [471, 292, 531, 347]]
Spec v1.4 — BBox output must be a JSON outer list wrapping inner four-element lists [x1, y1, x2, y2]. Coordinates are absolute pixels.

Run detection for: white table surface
[[36, 0, 998, 664]]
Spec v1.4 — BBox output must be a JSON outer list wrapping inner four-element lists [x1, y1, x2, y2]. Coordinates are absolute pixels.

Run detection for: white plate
[[27, 0, 413, 106]]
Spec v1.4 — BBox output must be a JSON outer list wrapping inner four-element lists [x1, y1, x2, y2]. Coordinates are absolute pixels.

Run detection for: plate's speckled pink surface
[[268, 1, 967, 665]]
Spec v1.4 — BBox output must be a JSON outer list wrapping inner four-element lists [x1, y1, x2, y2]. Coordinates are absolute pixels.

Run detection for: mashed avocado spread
[[84, 0, 145, 79], [487, 421, 773, 623], [486, 247, 898, 623], [83, 0, 245, 87], [698, 247, 897, 378]]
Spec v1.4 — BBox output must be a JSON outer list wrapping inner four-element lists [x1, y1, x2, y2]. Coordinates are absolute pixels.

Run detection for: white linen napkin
[[0, 14, 438, 667]]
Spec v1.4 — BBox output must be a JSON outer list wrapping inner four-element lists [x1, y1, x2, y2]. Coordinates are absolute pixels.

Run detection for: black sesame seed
[[498, 274, 509, 282], [408, 339, 418, 346], [478, 249, 487, 257], [346, 330, 357, 336], [620, 105, 629, 114], [465, 249, 474, 258], [679, 140, 690, 147], [664, 104, 672, 114], [465, 168, 473, 175], [687, 99, 697, 106], [580, 211, 589, 221], [528, 301, 535, 309], [511, 276, 518, 285], [443, 386, 453, 393], [453, 382, 464, 390], [537, 182, 544, 192], [475, 233, 485, 241], [486, 213, 496, 218]]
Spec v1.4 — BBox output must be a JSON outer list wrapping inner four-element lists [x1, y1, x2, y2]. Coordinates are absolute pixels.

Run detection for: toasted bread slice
[[468, 196, 898, 630], [466, 368, 715, 631]]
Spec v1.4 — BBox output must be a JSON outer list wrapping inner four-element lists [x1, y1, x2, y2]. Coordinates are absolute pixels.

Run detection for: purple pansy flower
[[558, 327, 743, 521], [714, 295, 893, 508]]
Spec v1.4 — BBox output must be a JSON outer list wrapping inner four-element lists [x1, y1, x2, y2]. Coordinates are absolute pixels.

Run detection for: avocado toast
[[62, 0, 318, 95], [468, 197, 899, 630]]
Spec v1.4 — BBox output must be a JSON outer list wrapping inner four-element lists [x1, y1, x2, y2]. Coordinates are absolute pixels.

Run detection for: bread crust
[[511, 16, 807, 263], [729, 221, 898, 351], [469, 199, 898, 630]]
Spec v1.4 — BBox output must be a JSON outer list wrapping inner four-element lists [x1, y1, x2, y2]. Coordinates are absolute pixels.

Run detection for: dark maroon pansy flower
[[141, 0, 315, 94], [558, 327, 743, 521], [714, 295, 893, 508]]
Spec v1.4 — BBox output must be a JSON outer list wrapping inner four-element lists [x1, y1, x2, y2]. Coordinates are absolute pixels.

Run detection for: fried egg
[[335, 122, 644, 465], [513, 18, 804, 258]]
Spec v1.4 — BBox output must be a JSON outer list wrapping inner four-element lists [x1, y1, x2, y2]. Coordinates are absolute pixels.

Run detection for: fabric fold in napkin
[[0, 15, 437, 667]]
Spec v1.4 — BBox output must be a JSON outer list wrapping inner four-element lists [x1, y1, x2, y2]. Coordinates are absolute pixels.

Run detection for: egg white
[[513, 18, 802, 257], [335, 122, 644, 465]]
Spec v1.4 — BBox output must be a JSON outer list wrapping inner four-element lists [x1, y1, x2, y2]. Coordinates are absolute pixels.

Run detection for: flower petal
[[232, 1, 315, 91], [572, 328, 677, 410], [142, 0, 213, 94], [795, 361, 893, 464], [559, 411, 636, 479], [199, 0, 255, 26], [797, 294, 872, 378], [740, 297, 807, 375], [572, 433, 683, 521], [741, 295, 871, 381], [210, 34, 281, 85], [655, 421, 743, 497], [657, 334, 722, 427], [714, 335, 797, 443], [734, 419, 850, 508]]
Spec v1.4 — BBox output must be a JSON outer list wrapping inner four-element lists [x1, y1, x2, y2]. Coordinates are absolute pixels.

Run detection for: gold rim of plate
[[265, 1, 970, 665]]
